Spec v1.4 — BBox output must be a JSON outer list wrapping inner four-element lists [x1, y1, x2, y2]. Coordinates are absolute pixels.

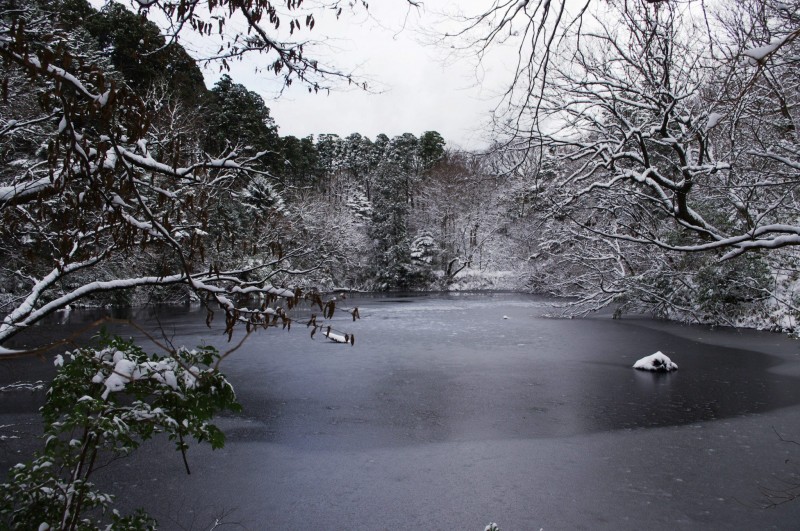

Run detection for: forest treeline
[[0, 0, 512, 309], [1, 0, 799, 336]]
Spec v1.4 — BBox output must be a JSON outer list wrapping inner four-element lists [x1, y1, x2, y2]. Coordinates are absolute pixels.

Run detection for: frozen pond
[[2, 292, 800, 529]]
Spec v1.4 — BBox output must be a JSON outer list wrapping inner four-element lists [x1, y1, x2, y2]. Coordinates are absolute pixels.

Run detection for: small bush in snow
[[0, 333, 240, 530]]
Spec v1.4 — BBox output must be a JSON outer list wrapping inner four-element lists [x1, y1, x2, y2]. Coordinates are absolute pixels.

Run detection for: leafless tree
[[451, 0, 800, 255]]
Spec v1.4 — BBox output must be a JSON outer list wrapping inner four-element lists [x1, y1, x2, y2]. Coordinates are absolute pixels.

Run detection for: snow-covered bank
[[442, 268, 526, 292]]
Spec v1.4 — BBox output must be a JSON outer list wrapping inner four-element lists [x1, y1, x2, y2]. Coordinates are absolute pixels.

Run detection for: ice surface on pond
[[633, 351, 678, 372]]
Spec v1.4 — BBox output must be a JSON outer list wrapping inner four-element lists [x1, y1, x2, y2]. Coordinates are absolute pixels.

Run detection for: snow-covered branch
[[0, 2, 353, 349]]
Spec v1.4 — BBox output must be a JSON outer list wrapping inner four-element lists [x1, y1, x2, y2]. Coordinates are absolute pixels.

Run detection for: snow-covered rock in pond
[[633, 351, 678, 372]]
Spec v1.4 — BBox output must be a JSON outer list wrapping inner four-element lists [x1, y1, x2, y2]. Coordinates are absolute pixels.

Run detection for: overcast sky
[[190, 1, 507, 151]]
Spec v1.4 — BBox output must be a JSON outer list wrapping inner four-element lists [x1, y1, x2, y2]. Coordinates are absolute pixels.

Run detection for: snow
[[103, 149, 117, 169], [0, 177, 54, 204], [705, 112, 723, 131], [742, 35, 790, 63], [87, 346, 204, 400], [268, 287, 296, 298], [633, 351, 678, 372], [183, 367, 199, 388], [325, 331, 347, 342], [0, 380, 46, 392], [97, 90, 111, 107], [324, 329, 350, 343], [102, 359, 137, 399], [444, 268, 523, 291], [111, 194, 131, 208]]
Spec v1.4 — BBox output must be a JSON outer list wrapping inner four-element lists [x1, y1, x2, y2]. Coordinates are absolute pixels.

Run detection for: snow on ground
[[633, 351, 678, 372]]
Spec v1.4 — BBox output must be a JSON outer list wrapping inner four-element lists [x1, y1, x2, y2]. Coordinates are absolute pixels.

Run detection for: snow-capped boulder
[[633, 351, 678, 372]]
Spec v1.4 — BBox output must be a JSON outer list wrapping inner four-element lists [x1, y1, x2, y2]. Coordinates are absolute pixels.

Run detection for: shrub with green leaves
[[0, 334, 240, 530]]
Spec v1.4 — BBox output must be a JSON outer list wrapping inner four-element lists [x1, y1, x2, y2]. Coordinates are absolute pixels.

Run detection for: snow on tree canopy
[[705, 112, 724, 131], [633, 351, 678, 372], [742, 35, 790, 64]]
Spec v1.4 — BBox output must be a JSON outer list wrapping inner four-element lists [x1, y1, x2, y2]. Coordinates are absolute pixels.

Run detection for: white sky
[[97, 0, 600, 151], [190, 1, 507, 151]]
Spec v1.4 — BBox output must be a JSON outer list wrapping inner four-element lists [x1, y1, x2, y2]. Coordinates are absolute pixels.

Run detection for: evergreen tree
[[85, 1, 206, 105], [370, 149, 412, 289], [204, 75, 280, 161], [418, 130, 446, 171], [280, 135, 322, 190]]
